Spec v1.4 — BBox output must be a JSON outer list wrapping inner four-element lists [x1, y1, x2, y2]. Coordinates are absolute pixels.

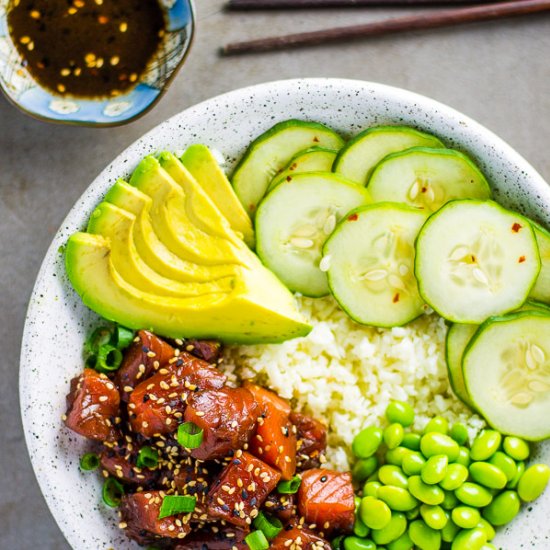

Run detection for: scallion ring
[[245, 530, 269, 550], [79, 452, 100, 471], [276, 475, 301, 494], [102, 477, 124, 507], [158, 495, 196, 518], [331, 535, 345, 549], [252, 511, 283, 540], [95, 344, 123, 373], [112, 325, 135, 351], [85, 325, 113, 355], [136, 446, 159, 469], [177, 422, 204, 449]]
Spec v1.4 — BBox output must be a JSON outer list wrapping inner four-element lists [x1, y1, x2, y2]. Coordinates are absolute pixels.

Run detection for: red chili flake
[[421, 187, 427, 193], [471, 255, 476, 262], [518, 256, 526, 263], [512, 223, 522, 233], [393, 293, 400, 303], [249, 204, 256, 212], [313, 137, 320, 143], [286, 176, 292, 182], [348, 213, 358, 221]]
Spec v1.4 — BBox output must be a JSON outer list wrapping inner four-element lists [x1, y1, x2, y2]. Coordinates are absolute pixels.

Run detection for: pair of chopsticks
[[222, 0, 550, 55]]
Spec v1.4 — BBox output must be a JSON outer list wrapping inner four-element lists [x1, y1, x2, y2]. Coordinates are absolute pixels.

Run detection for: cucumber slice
[[529, 221, 550, 303], [267, 146, 338, 192], [256, 172, 371, 297], [366, 147, 491, 212], [231, 120, 344, 218], [415, 200, 540, 323], [324, 203, 429, 327], [333, 126, 445, 185], [463, 311, 550, 440]]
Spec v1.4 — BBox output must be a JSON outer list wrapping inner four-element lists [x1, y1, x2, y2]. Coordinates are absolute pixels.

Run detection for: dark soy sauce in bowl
[[7, 0, 165, 98]]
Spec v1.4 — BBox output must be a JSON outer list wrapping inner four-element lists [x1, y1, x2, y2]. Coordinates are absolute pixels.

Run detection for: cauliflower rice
[[223, 296, 485, 470]]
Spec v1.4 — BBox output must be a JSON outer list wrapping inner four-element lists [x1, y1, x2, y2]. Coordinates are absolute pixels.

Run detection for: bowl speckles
[[20, 79, 550, 549]]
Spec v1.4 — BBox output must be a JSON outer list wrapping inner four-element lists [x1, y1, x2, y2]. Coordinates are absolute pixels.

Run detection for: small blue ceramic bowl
[[0, 0, 195, 126]]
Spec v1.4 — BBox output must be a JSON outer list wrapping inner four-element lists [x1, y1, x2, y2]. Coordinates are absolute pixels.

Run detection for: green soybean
[[359, 496, 392, 530], [507, 460, 525, 489], [372, 512, 407, 545], [405, 506, 420, 520], [482, 490, 520, 526], [402, 452, 426, 476], [450, 423, 469, 446], [420, 504, 448, 530], [517, 464, 550, 502], [377, 486, 419, 512], [355, 495, 362, 510], [454, 446, 471, 468], [420, 432, 459, 461], [454, 482, 493, 507], [424, 416, 449, 435], [451, 527, 487, 550], [402, 433, 421, 451], [488, 452, 517, 482], [421, 455, 448, 485], [469, 462, 507, 490], [502, 436, 530, 461], [470, 430, 501, 461], [451, 506, 480, 529], [384, 423, 405, 450], [441, 512, 460, 542], [386, 400, 415, 427], [408, 475, 444, 505], [439, 464, 469, 492], [441, 490, 459, 510], [353, 426, 383, 459], [353, 457, 379, 482], [476, 518, 495, 541], [408, 519, 441, 550], [387, 532, 414, 550], [385, 446, 411, 467], [353, 516, 370, 537], [379, 465, 409, 489], [343, 536, 376, 550], [363, 481, 382, 498]]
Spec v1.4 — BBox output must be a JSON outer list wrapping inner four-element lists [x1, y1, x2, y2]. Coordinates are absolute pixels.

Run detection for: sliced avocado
[[172, 145, 255, 248], [87, 201, 237, 297], [105, 180, 240, 283], [129, 156, 247, 265], [66, 232, 312, 343]]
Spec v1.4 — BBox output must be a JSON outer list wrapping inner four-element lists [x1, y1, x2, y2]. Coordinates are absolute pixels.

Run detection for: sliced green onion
[[102, 477, 124, 507], [85, 326, 113, 355], [177, 422, 204, 449], [79, 452, 100, 471], [112, 325, 135, 351], [95, 344, 123, 373], [277, 475, 301, 494], [158, 495, 196, 518], [245, 530, 269, 550], [84, 354, 98, 370], [252, 511, 283, 540], [331, 535, 345, 549], [136, 446, 159, 469]]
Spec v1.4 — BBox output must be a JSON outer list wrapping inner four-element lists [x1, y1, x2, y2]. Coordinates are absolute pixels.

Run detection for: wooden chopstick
[[227, 0, 503, 8], [222, 0, 550, 55]]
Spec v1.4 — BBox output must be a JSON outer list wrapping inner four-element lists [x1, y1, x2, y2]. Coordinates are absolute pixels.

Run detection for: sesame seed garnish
[[98, 395, 108, 402], [118, 521, 127, 529], [196, 411, 205, 417]]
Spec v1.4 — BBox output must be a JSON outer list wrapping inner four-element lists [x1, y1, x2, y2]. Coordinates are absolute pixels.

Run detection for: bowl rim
[[0, 0, 196, 128], [19, 77, 550, 548]]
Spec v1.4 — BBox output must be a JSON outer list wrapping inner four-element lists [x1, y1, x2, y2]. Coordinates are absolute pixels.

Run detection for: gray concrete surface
[[1, 1, 549, 548]]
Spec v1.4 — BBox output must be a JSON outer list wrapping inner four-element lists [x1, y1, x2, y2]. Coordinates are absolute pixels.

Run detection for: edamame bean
[[405, 506, 420, 520], [353, 427, 383, 459], [353, 457, 379, 482], [354, 515, 370, 537], [507, 460, 525, 489], [408, 475, 445, 505], [454, 446, 471, 468], [488, 451, 517, 482], [476, 518, 495, 541], [402, 433, 421, 451], [451, 506, 480, 529], [387, 532, 414, 550], [377, 486, 419, 512], [502, 436, 530, 461], [421, 455, 448, 485], [408, 519, 441, 550], [372, 512, 407, 545], [359, 496, 392, 530], [379, 465, 409, 489], [386, 446, 411, 467], [454, 482, 493, 507], [363, 481, 382, 498], [470, 430, 501, 461], [450, 423, 469, 446], [482, 490, 520, 526], [402, 452, 426, 476], [420, 433, 459, 461], [384, 423, 405, 450], [424, 416, 449, 435], [441, 512, 460, 542], [420, 504, 448, 530], [451, 527, 487, 550], [386, 400, 415, 427], [355, 495, 362, 510], [469, 462, 507, 490], [441, 490, 459, 510], [439, 463, 469, 492], [343, 536, 376, 550], [517, 464, 550, 502]]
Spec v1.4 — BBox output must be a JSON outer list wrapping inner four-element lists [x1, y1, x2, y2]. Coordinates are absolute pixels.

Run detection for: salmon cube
[[270, 520, 331, 549], [291, 412, 327, 470]]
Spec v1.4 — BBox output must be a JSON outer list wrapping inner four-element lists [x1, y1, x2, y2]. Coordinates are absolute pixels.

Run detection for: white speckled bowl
[[20, 79, 550, 549]]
